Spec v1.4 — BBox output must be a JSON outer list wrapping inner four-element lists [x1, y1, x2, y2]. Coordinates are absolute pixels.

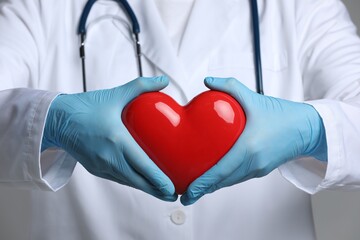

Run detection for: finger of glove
[[180, 193, 201, 206], [204, 77, 256, 110], [99, 172, 178, 202], [117, 76, 169, 105], [184, 137, 248, 200], [122, 132, 176, 196], [203, 163, 257, 195], [181, 142, 256, 206], [180, 164, 255, 206]]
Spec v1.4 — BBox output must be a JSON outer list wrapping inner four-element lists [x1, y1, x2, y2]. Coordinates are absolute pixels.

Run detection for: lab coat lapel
[[178, 0, 240, 79], [133, 0, 188, 87]]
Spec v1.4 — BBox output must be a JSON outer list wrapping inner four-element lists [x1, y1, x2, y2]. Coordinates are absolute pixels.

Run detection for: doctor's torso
[[0, 0, 320, 239], [29, 0, 303, 102]]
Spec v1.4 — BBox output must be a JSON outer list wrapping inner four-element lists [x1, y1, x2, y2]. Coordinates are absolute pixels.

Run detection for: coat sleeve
[[278, 0, 360, 194], [0, 1, 77, 191]]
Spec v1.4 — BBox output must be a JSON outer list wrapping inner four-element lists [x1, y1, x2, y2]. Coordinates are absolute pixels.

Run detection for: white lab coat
[[1, 0, 360, 239]]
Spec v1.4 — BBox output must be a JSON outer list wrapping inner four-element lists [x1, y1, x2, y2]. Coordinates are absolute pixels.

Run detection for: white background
[[312, 1, 360, 240]]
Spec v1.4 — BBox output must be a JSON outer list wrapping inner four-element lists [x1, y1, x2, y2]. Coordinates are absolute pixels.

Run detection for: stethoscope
[[78, 0, 264, 95]]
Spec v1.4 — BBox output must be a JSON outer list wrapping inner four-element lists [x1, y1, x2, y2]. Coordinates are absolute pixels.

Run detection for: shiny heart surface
[[122, 91, 246, 194]]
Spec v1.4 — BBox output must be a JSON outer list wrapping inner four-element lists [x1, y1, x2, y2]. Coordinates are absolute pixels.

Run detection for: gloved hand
[[181, 77, 327, 205], [42, 76, 177, 202]]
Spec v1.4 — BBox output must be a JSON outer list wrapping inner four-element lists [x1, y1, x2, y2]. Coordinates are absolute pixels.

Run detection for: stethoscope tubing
[[78, 0, 264, 95], [250, 0, 264, 95]]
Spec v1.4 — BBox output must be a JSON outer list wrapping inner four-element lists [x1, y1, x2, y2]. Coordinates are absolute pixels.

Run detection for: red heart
[[122, 91, 246, 194]]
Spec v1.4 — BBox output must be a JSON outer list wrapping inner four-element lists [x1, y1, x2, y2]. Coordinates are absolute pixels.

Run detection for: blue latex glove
[[181, 77, 327, 205], [42, 76, 177, 202]]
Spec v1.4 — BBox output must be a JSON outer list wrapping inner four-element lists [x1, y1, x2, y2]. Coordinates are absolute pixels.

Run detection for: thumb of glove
[[204, 77, 256, 110], [115, 76, 169, 105]]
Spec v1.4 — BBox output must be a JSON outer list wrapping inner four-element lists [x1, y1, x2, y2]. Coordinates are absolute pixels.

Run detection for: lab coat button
[[170, 210, 186, 225]]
